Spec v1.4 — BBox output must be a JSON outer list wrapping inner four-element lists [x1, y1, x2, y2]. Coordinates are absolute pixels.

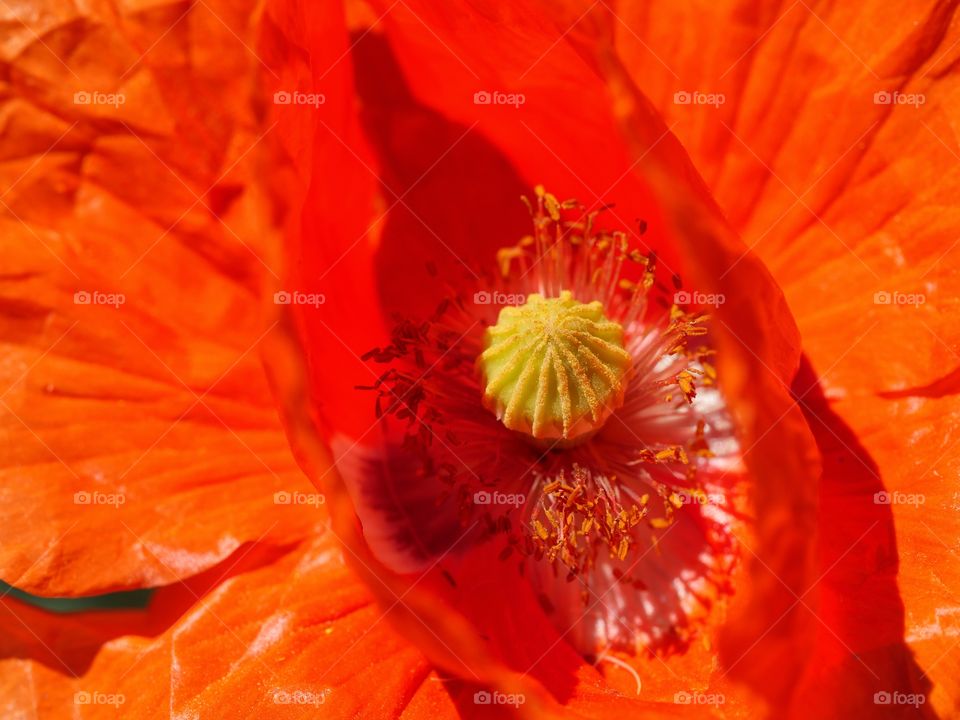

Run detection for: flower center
[[359, 186, 742, 657], [478, 290, 632, 445]]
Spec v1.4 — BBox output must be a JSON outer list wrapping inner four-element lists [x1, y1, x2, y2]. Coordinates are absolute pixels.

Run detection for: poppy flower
[[1, 0, 957, 718]]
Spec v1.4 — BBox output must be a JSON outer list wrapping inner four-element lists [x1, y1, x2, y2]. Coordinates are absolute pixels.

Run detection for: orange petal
[[0, 0, 321, 595], [261, 0, 391, 440], [779, 359, 935, 717], [613, 3, 960, 713], [597, 49, 825, 710], [268, 1, 818, 715], [0, 533, 463, 719]]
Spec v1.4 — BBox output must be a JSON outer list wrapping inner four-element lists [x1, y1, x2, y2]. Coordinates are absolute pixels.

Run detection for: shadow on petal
[[789, 356, 934, 718], [352, 32, 532, 320]]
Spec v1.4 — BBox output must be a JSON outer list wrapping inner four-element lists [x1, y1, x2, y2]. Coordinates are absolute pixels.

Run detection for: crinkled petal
[[0, 533, 461, 719], [613, 1, 960, 713], [0, 0, 320, 595]]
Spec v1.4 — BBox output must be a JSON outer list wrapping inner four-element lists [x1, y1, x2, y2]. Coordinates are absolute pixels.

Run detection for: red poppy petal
[[600, 58, 825, 708], [0, 533, 464, 719], [271, 1, 822, 714], [611, 3, 960, 712], [0, 0, 320, 595], [261, 0, 391, 440], [781, 359, 935, 718]]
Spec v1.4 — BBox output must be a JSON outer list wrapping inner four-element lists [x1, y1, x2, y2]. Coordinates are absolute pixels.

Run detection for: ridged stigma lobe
[[479, 291, 631, 444]]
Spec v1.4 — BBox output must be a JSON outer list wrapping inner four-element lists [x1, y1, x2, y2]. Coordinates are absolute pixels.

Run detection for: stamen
[[528, 465, 648, 577], [358, 186, 741, 657]]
